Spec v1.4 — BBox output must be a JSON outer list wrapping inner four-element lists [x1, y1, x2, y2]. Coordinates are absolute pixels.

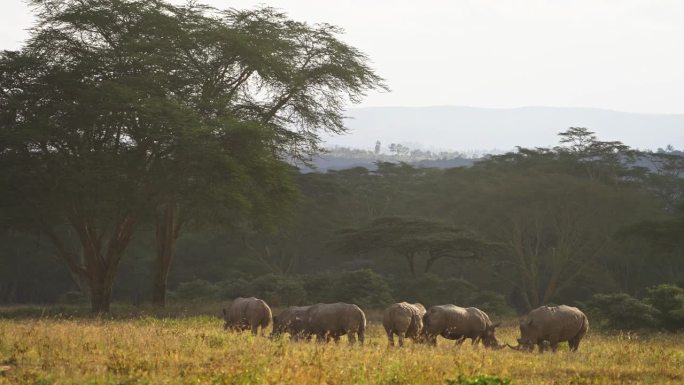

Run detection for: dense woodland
[[1, 1, 683, 330], [2, 128, 684, 318]]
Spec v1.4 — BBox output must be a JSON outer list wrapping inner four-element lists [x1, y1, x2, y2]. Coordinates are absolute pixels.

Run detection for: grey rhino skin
[[222, 297, 272, 336], [422, 304, 501, 347], [271, 305, 311, 341], [303, 303, 366, 345], [514, 305, 589, 353], [382, 302, 426, 346]]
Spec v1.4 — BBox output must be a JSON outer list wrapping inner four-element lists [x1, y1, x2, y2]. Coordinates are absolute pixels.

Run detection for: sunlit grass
[[0, 316, 682, 384]]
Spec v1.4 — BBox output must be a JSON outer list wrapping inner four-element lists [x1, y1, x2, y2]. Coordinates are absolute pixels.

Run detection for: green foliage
[[337, 216, 489, 278], [447, 374, 514, 385], [179, 269, 393, 308], [173, 280, 219, 300], [588, 293, 660, 330], [645, 284, 684, 331], [390, 274, 512, 315], [247, 275, 308, 307], [309, 269, 394, 307]]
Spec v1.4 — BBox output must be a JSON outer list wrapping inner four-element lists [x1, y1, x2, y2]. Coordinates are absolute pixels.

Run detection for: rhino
[[383, 302, 426, 346], [303, 303, 366, 345], [270, 305, 311, 341], [222, 297, 272, 336], [508, 305, 588, 353], [422, 304, 502, 348]]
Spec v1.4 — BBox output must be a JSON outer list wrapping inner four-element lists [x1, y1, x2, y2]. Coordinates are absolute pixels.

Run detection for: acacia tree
[[145, 4, 386, 306], [336, 217, 489, 278], [0, 0, 385, 311]]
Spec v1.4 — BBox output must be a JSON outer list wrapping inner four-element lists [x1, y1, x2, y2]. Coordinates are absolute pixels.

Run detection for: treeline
[[3, 128, 684, 325]]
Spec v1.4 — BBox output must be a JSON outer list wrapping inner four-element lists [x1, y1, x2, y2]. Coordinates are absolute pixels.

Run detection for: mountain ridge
[[323, 106, 684, 152]]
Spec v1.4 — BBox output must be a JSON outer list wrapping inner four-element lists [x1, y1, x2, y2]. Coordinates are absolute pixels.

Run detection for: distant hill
[[322, 106, 684, 152], [300, 154, 476, 172]]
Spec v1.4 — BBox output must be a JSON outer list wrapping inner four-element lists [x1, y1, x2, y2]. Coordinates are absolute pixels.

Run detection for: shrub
[[389, 274, 514, 315], [56, 291, 86, 304], [215, 277, 252, 300], [588, 293, 659, 330], [329, 269, 394, 307], [645, 284, 684, 331], [303, 269, 394, 308], [173, 279, 218, 300], [248, 274, 308, 307]]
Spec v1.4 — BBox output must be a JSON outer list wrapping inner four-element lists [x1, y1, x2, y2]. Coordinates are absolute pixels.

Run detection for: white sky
[[2, 0, 683, 114]]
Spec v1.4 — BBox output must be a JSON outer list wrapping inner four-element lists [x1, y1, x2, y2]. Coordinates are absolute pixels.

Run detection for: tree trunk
[[405, 252, 416, 279], [152, 201, 182, 307], [43, 212, 137, 313], [89, 281, 112, 313]]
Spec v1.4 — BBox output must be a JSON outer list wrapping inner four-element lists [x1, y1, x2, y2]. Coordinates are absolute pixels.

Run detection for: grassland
[[0, 310, 683, 385]]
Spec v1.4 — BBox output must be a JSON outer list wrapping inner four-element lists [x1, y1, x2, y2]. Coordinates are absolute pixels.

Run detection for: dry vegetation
[[0, 314, 683, 385]]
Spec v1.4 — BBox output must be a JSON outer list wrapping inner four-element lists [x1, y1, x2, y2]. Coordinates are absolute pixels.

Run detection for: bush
[[389, 274, 514, 315], [248, 274, 308, 307], [57, 291, 86, 304], [645, 284, 684, 331], [329, 269, 394, 307], [173, 279, 218, 300], [215, 277, 252, 300], [588, 293, 659, 330], [303, 269, 394, 308]]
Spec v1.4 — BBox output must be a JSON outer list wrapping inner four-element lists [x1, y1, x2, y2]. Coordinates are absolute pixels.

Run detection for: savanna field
[[1, 308, 682, 385]]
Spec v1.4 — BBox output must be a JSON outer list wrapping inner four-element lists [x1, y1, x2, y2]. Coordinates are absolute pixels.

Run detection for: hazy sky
[[2, 0, 683, 114]]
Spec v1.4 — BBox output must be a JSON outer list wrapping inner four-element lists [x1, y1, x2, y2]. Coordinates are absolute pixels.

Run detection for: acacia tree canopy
[[0, 0, 386, 311], [336, 216, 490, 278]]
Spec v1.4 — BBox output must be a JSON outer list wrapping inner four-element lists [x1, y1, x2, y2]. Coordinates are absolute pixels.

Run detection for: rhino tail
[[263, 303, 273, 329], [422, 311, 430, 332], [358, 310, 367, 345]]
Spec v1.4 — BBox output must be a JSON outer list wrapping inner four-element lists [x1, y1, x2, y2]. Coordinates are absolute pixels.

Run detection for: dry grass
[[0, 315, 682, 385]]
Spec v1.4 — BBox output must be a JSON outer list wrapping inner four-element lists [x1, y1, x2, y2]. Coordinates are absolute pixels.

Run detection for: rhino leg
[[537, 339, 546, 354], [398, 332, 405, 347], [347, 332, 356, 345], [454, 336, 466, 346], [549, 335, 559, 352], [569, 335, 581, 351], [357, 328, 365, 346], [386, 329, 395, 347]]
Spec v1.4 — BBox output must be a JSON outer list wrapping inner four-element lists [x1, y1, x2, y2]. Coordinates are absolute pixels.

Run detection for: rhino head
[[506, 318, 535, 352], [482, 322, 503, 349]]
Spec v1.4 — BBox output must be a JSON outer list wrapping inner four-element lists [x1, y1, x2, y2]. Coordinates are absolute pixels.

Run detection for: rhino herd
[[223, 297, 589, 353]]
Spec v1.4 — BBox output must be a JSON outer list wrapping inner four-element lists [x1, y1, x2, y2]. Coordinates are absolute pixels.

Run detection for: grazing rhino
[[222, 297, 272, 336], [303, 303, 366, 345], [270, 305, 311, 341], [422, 305, 502, 348], [509, 305, 588, 353], [383, 302, 426, 346]]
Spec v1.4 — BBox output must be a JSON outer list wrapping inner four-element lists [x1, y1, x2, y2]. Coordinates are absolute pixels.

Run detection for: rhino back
[[425, 305, 489, 337], [526, 305, 587, 341], [307, 303, 365, 333], [384, 302, 422, 333], [226, 297, 253, 323]]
